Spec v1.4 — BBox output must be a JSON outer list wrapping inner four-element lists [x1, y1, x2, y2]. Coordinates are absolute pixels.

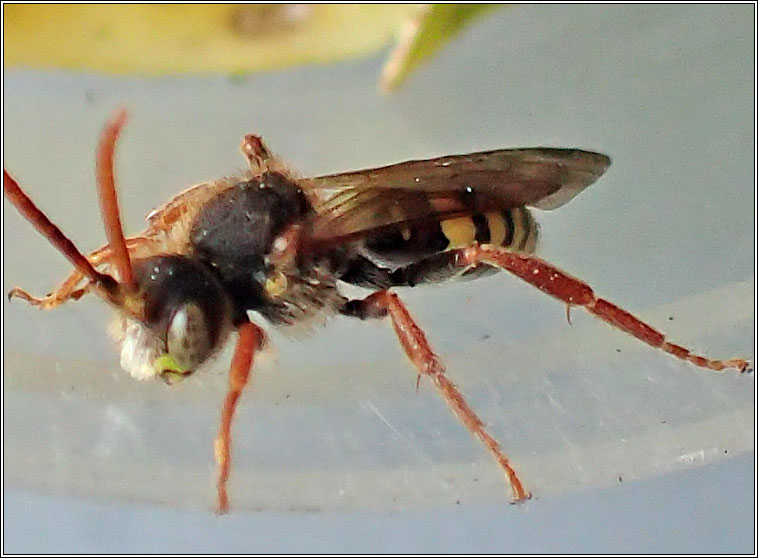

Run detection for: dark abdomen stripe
[[473, 214, 490, 244]]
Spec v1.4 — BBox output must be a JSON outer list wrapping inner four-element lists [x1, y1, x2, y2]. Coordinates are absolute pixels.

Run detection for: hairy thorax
[[187, 171, 347, 329]]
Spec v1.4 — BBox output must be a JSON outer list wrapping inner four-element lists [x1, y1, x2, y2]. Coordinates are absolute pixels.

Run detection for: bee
[[4, 110, 750, 513]]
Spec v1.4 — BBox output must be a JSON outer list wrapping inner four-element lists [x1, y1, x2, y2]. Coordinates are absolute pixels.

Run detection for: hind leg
[[452, 244, 749, 373]]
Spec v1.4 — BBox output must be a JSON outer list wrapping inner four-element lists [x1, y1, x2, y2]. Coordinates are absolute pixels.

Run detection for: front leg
[[7, 236, 157, 309], [454, 244, 750, 373], [214, 321, 267, 514], [341, 291, 531, 503]]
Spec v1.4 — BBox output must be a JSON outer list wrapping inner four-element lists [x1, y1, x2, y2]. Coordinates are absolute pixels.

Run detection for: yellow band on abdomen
[[441, 216, 477, 248], [485, 211, 507, 246]]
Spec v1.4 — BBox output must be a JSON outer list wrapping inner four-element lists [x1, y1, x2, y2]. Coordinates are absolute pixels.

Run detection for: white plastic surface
[[3, 4, 754, 552]]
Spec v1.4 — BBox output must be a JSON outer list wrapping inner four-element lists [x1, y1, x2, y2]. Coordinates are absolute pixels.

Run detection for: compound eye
[[133, 255, 232, 384], [161, 302, 215, 378]]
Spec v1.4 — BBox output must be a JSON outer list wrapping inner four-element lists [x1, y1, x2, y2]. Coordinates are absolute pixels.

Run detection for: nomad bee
[[4, 111, 750, 513]]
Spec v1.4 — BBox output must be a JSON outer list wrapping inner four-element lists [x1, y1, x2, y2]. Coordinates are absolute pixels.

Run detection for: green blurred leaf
[[381, 4, 504, 92]]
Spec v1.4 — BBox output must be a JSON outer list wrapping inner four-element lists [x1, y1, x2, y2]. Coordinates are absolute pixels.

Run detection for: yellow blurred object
[[4, 4, 503, 92], [3, 4, 420, 75]]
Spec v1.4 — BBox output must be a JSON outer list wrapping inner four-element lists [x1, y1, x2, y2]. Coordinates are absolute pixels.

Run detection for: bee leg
[[214, 321, 266, 514], [454, 244, 751, 373], [7, 236, 156, 309], [341, 291, 532, 503], [340, 252, 494, 291], [8, 283, 91, 307]]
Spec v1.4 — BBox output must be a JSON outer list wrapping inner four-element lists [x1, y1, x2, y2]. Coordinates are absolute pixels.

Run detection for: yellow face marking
[[510, 208, 527, 251], [441, 216, 477, 248], [154, 353, 190, 374], [485, 212, 507, 246], [154, 354, 191, 384]]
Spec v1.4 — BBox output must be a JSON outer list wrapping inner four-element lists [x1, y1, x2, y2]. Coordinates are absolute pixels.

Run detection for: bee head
[[115, 255, 234, 384], [5, 111, 240, 386]]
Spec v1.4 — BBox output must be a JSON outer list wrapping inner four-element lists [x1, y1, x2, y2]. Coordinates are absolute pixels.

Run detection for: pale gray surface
[[3, 4, 755, 553], [3, 453, 755, 554]]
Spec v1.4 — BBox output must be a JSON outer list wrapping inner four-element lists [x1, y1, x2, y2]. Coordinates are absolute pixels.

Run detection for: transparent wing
[[300, 148, 611, 249]]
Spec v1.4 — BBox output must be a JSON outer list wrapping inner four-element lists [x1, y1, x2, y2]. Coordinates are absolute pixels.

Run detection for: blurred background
[[3, 4, 755, 553]]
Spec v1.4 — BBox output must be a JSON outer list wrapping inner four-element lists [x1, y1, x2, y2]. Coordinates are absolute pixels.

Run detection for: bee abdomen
[[352, 206, 539, 288], [439, 207, 538, 253]]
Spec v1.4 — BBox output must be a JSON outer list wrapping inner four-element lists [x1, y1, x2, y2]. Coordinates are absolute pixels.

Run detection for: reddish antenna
[[4, 109, 137, 308], [4, 170, 113, 288], [96, 109, 134, 287]]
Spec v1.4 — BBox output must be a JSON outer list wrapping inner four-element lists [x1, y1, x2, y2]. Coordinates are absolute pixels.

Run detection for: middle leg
[[341, 291, 531, 502]]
